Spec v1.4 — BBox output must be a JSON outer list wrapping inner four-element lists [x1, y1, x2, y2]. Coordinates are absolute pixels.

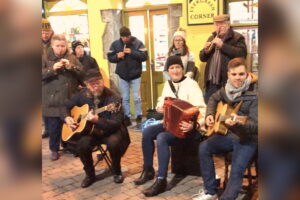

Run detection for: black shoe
[[113, 174, 124, 184], [81, 176, 95, 188], [50, 152, 60, 161], [136, 115, 142, 124], [42, 132, 49, 138], [124, 116, 132, 127], [134, 168, 155, 185], [143, 178, 167, 197]]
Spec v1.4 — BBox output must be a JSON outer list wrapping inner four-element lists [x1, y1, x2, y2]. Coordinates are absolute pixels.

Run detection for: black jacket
[[200, 28, 247, 88], [206, 81, 258, 144], [61, 87, 130, 156], [107, 37, 147, 81], [76, 53, 100, 85]]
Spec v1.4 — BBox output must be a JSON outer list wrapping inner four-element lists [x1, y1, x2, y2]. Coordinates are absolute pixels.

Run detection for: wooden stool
[[223, 152, 258, 189]]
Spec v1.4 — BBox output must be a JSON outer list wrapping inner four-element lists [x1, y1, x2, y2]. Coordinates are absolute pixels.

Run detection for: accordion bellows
[[163, 97, 200, 139]]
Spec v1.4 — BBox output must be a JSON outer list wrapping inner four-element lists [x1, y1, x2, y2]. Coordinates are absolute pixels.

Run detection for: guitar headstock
[[107, 102, 121, 113]]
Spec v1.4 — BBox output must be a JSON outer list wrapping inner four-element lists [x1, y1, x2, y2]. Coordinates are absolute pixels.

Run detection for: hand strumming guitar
[[65, 116, 78, 130], [206, 115, 215, 128]]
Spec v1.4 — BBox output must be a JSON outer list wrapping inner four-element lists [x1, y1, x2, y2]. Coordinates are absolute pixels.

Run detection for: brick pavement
[[42, 126, 249, 200]]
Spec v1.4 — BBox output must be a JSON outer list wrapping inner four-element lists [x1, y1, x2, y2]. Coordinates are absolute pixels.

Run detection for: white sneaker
[[192, 189, 218, 200]]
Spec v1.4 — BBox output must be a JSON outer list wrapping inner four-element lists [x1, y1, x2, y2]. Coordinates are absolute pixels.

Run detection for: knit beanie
[[83, 69, 103, 82], [71, 40, 84, 52], [172, 27, 186, 41], [42, 18, 52, 31], [120, 26, 131, 37], [165, 56, 184, 71]]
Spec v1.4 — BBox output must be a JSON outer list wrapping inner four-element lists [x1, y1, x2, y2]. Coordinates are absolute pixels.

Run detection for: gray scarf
[[225, 75, 251, 101], [208, 49, 221, 84]]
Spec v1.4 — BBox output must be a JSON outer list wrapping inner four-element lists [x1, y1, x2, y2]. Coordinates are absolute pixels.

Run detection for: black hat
[[120, 26, 131, 37], [165, 56, 184, 71], [83, 69, 103, 82], [71, 40, 84, 52]]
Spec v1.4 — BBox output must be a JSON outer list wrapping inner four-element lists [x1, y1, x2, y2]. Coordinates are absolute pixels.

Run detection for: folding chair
[[93, 144, 113, 173]]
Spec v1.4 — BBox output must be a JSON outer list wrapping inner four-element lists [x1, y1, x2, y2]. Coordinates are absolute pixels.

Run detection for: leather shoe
[[50, 152, 59, 161], [81, 176, 95, 188], [134, 168, 155, 185], [113, 174, 124, 184], [143, 178, 167, 197]]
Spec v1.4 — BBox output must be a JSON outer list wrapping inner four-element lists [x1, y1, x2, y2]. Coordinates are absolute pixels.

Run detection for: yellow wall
[[87, 0, 124, 87], [86, 0, 224, 88]]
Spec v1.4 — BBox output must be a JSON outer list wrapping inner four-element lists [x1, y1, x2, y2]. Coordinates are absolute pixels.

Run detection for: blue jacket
[[107, 37, 147, 81]]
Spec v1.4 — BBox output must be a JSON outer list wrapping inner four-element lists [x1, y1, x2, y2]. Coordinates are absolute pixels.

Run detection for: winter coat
[[61, 87, 131, 157], [206, 73, 258, 144], [107, 37, 147, 81], [76, 53, 100, 85], [200, 28, 247, 88], [42, 48, 83, 117]]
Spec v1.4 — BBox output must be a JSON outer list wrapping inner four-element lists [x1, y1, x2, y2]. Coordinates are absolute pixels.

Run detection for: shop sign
[[187, 0, 219, 25]]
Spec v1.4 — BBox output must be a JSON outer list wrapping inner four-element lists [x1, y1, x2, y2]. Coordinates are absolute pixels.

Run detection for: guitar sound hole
[[77, 115, 82, 124]]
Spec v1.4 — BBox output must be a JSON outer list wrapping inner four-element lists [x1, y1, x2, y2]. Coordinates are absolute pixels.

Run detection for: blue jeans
[[199, 134, 257, 200], [44, 116, 63, 152], [119, 77, 142, 117], [142, 123, 197, 178]]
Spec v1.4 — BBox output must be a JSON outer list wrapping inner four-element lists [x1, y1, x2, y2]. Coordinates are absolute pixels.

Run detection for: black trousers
[[76, 133, 122, 177]]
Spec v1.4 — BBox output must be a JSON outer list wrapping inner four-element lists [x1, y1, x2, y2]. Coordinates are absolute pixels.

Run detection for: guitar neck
[[219, 115, 247, 123], [94, 106, 108, 115]]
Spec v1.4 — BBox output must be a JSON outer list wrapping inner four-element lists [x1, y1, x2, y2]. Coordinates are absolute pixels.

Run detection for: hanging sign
[[187, 0, 219, 25]]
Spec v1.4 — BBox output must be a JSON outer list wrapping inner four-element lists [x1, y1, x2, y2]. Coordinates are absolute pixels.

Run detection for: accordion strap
[[168, 80, 178, 98]]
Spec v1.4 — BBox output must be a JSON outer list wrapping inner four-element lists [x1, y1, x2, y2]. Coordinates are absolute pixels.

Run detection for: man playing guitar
[[193, 58, 258, 200], [62, 69, 130, 188]]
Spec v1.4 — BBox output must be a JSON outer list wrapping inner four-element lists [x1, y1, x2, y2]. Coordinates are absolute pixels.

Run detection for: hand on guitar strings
[[87, 110, 99, 123], [65, 116, 78, 129], [179, 121, 194, 133], [224, 114, 238, 127], [206, 115, 215, 127]]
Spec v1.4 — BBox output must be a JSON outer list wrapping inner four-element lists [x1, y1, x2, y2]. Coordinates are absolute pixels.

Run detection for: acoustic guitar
[[61, 103, 120, 142], [206, 101, 248, 136]]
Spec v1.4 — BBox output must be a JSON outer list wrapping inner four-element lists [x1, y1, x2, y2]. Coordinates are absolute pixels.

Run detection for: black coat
[[77, 54, 100, 85], [107, 37, 147, 81], [42, 48, 84, 117], [78, 54, 99, 72], [61, 87, 130, 157], [200, 28, 247, 88], [206, 82, 258, 144]]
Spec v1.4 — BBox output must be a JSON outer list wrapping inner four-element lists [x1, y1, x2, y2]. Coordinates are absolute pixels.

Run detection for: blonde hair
[[51, 34, 67, 45]]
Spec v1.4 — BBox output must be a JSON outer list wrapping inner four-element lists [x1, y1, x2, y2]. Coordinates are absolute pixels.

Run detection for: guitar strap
[[168, 80, 178, 99]]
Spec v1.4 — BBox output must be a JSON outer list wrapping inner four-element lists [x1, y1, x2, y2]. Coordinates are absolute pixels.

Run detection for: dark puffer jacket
[[200, 28, 247, 88], [206, 74, 258, 144], [42, 48, 83, 117], [107, 37, 147, 81]]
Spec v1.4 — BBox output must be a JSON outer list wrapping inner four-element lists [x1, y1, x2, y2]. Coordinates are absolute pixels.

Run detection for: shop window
[[47, 0, 89, 54], [49, 0, 87, 12]]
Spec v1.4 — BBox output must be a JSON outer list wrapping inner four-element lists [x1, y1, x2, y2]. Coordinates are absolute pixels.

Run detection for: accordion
[[163, 97, 200, 139]]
